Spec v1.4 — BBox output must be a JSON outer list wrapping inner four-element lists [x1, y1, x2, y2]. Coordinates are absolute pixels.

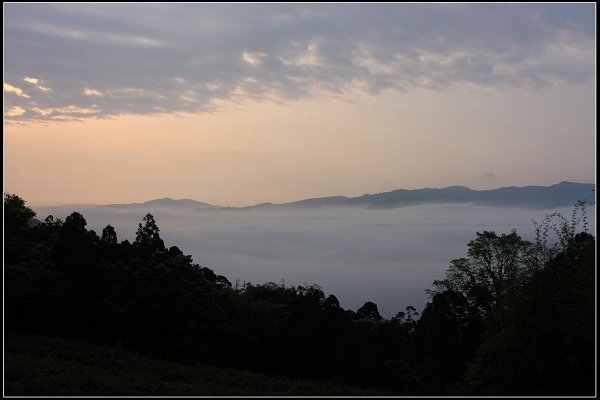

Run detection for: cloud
[[6, 106, 26, 117], [3, 3, 595, 122], [4, 83, 30, 98], [23, 76, 52, 91], [242, 51, 267, 66], [84, 88, 102, 96], [27, 105, 100, 121], [32, 202, 593, 317]]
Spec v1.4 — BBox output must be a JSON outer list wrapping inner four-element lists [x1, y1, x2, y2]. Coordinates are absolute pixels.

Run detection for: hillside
[[4, 333, 390, 396]]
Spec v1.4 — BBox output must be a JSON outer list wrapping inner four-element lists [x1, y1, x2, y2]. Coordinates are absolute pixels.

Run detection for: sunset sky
[[4, 3, 596, 207]]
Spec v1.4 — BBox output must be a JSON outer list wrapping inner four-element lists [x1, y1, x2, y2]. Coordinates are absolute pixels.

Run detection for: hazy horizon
[[23, 179, 596, 208]]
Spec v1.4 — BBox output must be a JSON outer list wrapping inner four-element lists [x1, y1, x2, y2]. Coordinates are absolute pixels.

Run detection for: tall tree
[[4, 193, 36, 236], [466, 232, 595, 395], [431, 230, 532, 321], [101, 225, 118, 245], [134, 213, 165, 254], [356, 301, 383, 321]]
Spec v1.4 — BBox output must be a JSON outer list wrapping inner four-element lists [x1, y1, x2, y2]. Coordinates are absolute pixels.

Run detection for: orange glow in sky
[[4, 85, 595, 207]]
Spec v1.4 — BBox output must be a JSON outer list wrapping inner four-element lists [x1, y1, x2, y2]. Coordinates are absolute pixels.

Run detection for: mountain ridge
[[53, 181, 594, 210], [236, 181, 594, 210]]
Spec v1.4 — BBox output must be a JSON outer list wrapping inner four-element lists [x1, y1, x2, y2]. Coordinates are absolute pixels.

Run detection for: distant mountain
[[244, 181, 595, 210], [103, 197, 217, 210], [95, 182, 594, 211], [142, 198, 214, 208]]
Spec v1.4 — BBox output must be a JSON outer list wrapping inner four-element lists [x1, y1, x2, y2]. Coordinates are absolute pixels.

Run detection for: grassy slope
[[5, 333, 390, 396]]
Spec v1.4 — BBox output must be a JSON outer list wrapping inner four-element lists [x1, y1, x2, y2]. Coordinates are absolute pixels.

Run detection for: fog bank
[[34, 203, 594, 318]]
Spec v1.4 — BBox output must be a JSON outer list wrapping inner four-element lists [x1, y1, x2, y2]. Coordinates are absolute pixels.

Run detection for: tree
[[323, 294, 340, 310], [101, 225, 118, 245], [57, 212, 89, 249], [392, 306, 419, 332], [414, 287, 484, 392], [134, 213, 165, 254], [465, 232, 595, 395], [98, 225, 119, 260], [55, 211, 95, 270], [4, 193, 36, 236], [43, 215, 63, 227], [59, 212, 88, 238], [431, 230, 532, 321], [356, 301, 382, 321], [530, 200, 594, 269]]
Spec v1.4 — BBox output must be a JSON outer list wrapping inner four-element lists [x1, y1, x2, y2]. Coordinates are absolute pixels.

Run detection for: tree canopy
[[134, 213, 165, 254], [4, 193, 36, 235]]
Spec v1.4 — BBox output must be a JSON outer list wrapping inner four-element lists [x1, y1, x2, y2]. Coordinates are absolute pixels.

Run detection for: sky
[[3, 3, 596, 207]]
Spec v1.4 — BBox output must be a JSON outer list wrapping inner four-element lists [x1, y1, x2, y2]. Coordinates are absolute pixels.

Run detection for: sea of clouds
[[34, 203, 594, 318]]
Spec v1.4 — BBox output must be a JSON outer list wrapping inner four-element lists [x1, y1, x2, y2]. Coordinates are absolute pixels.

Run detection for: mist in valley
[[34, 203, 594, 318]]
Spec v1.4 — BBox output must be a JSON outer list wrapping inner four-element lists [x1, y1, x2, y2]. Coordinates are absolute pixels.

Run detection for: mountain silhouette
[[243, 181, 595, 210], [93, 181, 594, 210], [103, 197, 217, 210]]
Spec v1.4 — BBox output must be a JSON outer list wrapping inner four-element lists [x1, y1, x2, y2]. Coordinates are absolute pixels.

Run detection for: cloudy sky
[[4, 3, 596, 206]]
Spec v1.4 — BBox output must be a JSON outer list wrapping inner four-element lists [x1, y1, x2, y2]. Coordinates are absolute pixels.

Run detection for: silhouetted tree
[[4, 193, 36, 236], [392, 306, 419, 332], [55, 212, 93, 266], [60, 212, 88, 237], [413, 288, 482, 394], [323, 294, 340, 310], [215, 275, 232, 288], [466, 232, 595, 396], [430, 230, 532, 322], [356, 301, 382, 321], [43, 215, 63, 227], [134, 213, 165, 254], [101, 225, 118, 245]]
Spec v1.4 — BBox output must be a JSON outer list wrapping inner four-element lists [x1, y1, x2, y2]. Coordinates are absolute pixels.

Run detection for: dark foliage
[[4, 193, 37, 236], [3, 193, 595, 395]]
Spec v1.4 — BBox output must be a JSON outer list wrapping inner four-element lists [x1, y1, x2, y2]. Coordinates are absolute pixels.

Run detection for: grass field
[[4, 332, 390, 396]]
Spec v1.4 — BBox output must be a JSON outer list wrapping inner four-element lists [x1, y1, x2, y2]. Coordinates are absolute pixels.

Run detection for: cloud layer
[[4, 3, 595, 122], [32, 203, 593, 317]]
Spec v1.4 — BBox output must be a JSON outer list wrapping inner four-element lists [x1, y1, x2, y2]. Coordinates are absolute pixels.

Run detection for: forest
[[4, 193, 596, 396]]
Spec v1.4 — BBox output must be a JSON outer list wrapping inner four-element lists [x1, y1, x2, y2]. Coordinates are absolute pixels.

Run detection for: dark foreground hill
[[5, 333, 389, 396]]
